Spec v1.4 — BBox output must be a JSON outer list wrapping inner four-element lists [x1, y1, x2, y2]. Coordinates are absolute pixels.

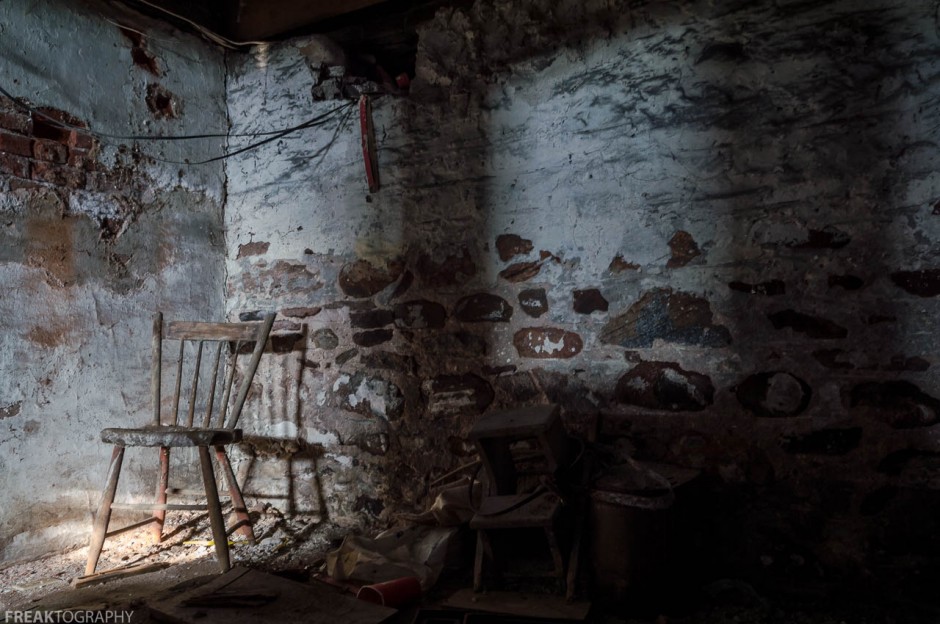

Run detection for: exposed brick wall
[[0, 99, 98, 192]]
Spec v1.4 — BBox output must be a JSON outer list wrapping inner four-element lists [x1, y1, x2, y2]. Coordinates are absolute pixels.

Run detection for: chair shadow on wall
[[229, 324, 331, 538]]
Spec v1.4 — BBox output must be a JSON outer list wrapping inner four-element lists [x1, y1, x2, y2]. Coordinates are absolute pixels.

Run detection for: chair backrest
[[151, 312, 276, 430]]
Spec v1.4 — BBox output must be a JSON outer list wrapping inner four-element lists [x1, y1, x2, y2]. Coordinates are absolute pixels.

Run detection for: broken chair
[[468, 404, 571, 593], [84, 312, 275, 577]]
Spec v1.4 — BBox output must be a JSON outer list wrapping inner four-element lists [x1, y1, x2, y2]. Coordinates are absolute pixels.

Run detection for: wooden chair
[[84, 312, 276, 577], [468, 404, 571, 593]]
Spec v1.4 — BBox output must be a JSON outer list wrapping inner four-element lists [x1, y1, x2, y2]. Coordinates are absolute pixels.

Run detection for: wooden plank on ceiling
[[230, 0, 389, 41]]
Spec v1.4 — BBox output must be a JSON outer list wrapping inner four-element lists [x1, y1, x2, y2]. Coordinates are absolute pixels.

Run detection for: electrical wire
[[0, 82, 354, 142], [125, 0, 272, 49], [0, 80, 359, 164], [153, 103, 356, 165]]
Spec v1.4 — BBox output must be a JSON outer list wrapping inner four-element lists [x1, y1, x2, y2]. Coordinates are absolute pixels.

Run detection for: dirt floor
[[2, 507, 939, 623], [0, 505, 339, 612]]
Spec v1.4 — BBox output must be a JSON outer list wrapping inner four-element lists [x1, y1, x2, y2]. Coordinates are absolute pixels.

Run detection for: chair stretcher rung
[[110, 503, 208, 511], [166, 488, 230, 498]]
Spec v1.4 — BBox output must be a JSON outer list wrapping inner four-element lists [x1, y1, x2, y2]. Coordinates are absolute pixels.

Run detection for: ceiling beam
[[227, 0, 389, 41]]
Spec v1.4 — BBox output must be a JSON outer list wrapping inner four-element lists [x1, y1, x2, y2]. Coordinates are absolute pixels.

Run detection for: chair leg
[[198, 446, 231, 573], [545, 526, 566, 595], [473, 531, 484, 592], [151, 446, 170, 543], [85, 446, 125, 576], [215, 445, 255, 545], [473, 530, 501, 592]]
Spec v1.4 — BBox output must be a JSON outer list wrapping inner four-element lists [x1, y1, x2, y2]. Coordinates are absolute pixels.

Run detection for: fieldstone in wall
[[891, 269, 940, 297], [455, 293, 513, 322], [828, 275, 865, 290], [352, 329, 393, 347], [424, 373, 494, 416], [615, 361, 714, 411], [849, 381, 940, 429], [878, 449, 940, 476], [338, 258, 404, 297], [573, 288, 608, 314], [335, 348, 359, 366], [600, 288, 731, 348], [281, 306, 322, 318], [513, 327, 582, 358], [666, 230, 701, 268], [349, 308, 395, 329], [271, 331, 305, 353], [496, 233, 533, 261], [883, 355, 930, 372], [360, 351, 417, 374], [393, 299, 447, 329], [531, 368, 607, 414], [411, 331, 487, 358], [237, 240, 269, 258], [241, 260, 323, 297], [783, 428, 862, 455], [785, 225, 851, 250], [728, 280, 785, 296], [813, 348, 854, 370], [608, 255, 640, 273], [492, 371, 543, 405], [736, 372, 812, 417], [332, 371, 404, 420], [416, 247, 476, 287], [767, 310, 848, 339], [518, 288, 548, 317], [313, 328, 339, 350], [499, 261, 541, 282], [389, 270, 414, 299]]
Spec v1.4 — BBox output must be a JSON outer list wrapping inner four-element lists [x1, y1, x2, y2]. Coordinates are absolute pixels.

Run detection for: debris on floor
[[149, 566, 395, 623]]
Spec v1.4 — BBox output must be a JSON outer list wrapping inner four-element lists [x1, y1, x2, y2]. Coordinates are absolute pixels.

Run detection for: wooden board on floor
[[149, 567, 396, 624], [443, 589, 590, 621]]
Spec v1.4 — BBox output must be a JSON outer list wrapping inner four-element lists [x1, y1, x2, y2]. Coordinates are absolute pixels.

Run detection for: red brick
[[68, 130, 96, 151], [9, 178, 45, 192], [0, 132, 34, 157], [67, 148, 100, 171], [85, 171, 113, 192], [33, 139, 67, 163], [35, 106, 86, 127], [31, 161, 85, 189], [0, 111, 31, 134], [0, 152, 29, 178]]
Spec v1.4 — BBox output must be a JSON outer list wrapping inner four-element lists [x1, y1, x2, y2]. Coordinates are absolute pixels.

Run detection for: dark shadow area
[[353, 0, 940, 614]]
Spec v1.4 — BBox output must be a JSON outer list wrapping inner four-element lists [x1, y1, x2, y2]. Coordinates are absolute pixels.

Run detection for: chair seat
[[101, 426, 242, 447], [470, 491, 562, 530]]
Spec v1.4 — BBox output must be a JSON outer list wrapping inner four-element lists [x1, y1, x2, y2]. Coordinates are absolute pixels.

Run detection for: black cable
[[0, 82, 355, 142], [149, 104, 356, 165]]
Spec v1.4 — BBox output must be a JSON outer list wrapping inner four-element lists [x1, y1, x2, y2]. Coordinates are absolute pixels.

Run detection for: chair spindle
[[172, 341, 184, 426], [186, 341, 204, 427], [203, 342, 224, 427]]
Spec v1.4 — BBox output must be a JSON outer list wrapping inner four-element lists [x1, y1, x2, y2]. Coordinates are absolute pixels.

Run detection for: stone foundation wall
[[225, 0, 940, 580]]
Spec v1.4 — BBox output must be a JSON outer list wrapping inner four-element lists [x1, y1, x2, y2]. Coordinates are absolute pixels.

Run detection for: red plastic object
[[356, 576, 422, 607], [359, 95, 380, 193]]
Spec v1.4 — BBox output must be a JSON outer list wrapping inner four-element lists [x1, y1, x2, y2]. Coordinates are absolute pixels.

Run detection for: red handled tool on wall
[[359, 95, 380, 193]]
